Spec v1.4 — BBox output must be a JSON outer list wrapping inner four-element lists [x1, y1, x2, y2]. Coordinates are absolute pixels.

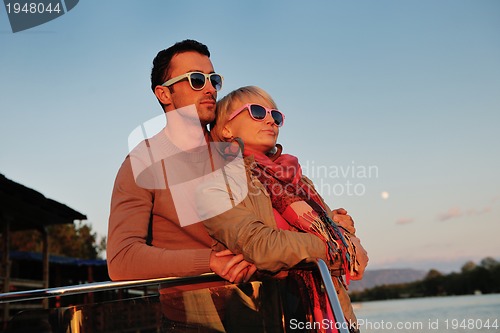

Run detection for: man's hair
[[150, 39, 210, 92], [211, 86, 277, 142]]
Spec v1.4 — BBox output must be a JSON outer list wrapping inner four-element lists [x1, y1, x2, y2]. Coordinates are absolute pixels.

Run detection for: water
[[353, 293, 500, 332]]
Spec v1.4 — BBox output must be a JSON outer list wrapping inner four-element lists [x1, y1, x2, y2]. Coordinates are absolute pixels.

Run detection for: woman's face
[[223, 99, 280, 153]]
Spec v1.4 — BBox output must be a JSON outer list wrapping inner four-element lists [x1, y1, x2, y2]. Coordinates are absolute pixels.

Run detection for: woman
[[198, 86, 367, 332]]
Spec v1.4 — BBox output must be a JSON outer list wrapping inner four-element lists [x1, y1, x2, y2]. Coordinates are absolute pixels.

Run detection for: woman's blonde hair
[[211, 86, 277, 142]]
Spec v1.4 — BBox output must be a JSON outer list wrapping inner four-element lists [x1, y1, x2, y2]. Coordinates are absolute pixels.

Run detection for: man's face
[[165, 51, 217, 126]]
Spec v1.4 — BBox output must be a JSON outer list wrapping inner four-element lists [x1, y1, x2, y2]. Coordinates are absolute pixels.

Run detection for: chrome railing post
[[314, 259, 350, 333]]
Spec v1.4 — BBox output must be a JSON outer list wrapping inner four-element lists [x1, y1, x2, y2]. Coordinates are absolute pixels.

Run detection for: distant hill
[[348, 268, 427, 292]]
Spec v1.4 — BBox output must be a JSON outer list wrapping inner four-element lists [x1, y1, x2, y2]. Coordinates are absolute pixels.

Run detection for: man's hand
[[332, 208, 356, 234], [209, 249, 257, 283]]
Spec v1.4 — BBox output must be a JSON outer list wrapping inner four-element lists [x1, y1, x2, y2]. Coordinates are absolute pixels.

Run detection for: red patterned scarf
[[244, 145, 350, 332], [243, 146, 351, 274]]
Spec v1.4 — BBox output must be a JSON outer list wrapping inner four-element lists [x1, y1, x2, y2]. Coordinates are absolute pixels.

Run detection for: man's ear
[[221, 125, 234, 141], [154, 85, 172, 107]]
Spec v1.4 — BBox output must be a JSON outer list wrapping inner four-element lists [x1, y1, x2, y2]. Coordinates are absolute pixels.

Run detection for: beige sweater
[[107, 131, 215, 281]]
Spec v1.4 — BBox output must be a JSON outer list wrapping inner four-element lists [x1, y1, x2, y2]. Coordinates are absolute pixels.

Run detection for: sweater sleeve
[[197, 174, 328, 273], [106, 157, 211, 281]]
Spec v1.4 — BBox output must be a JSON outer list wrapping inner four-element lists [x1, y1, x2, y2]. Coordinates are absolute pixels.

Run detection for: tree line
[[10, 221, 106, 259], [349, 257, 500, 302]]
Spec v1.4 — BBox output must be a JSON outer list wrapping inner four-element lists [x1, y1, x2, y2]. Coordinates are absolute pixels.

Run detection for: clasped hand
[[209, 249, 257, 283]]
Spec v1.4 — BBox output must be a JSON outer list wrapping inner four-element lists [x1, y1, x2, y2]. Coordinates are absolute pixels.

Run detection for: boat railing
[[0, 273, 223, 304], [1, 259, 349, 333]]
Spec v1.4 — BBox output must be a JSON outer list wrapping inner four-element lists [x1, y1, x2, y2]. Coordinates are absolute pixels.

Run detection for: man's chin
[[198, 112, 216, 127]]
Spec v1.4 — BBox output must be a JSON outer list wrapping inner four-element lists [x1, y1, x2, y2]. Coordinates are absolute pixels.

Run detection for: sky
[[1, 0, 499, 272]]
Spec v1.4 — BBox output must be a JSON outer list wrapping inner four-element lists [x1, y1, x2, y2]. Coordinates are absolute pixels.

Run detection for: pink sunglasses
[[227, 103, 285, 127]]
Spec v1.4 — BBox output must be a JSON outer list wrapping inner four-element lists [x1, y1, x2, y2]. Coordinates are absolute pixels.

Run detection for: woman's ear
[[221, 125, 234, 141], [154, 85, 172, 107]]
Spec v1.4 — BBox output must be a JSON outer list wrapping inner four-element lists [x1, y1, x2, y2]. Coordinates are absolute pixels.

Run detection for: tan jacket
[[199, 156, 357, 324]]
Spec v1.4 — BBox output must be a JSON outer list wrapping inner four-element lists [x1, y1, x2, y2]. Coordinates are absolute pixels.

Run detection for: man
[[107, 39, 251, 282]]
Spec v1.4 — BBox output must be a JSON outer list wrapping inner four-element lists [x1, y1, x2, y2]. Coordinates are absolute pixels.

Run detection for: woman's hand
[[348, 234, 369, 280]]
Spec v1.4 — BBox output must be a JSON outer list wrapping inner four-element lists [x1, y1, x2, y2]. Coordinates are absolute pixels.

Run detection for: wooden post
[[87, 265, 94, 304], [1, 215, 11, 329], [41, 226, 49, 309]]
